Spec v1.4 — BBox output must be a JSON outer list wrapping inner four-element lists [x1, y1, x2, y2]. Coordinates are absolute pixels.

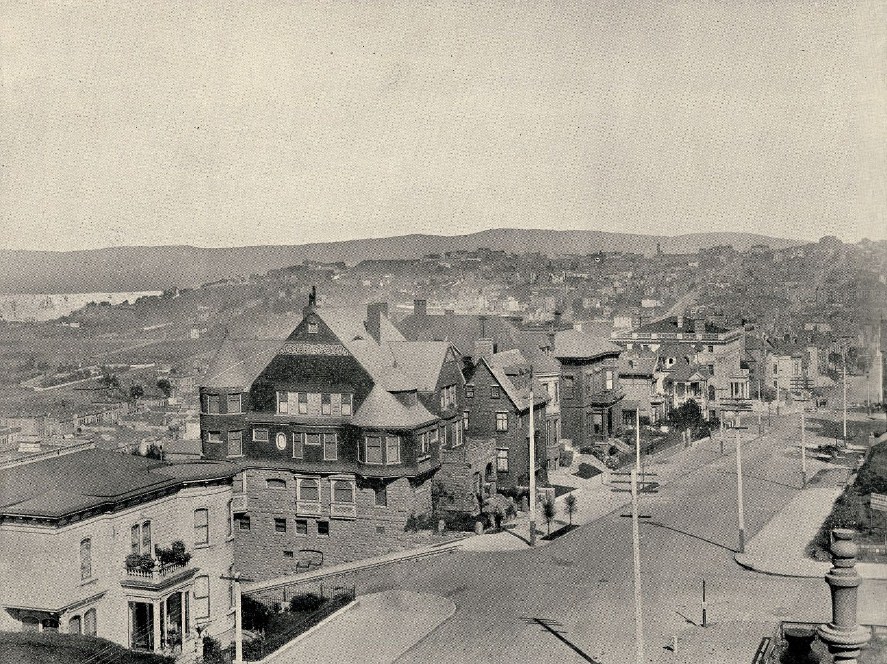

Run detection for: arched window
[[708, 385, 716, 401], [298, 479, 319, 502], [332, 481, 354, 504], [42, 618, 59, 632], [84, 608, 97, 636], [68, 616, 82, 635]]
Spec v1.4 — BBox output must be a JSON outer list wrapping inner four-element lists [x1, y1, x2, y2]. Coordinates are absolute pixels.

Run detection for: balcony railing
[[121, 561, 196, 590]]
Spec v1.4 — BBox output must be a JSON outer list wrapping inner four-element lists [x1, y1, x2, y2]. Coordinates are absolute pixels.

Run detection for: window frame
[[363, 436, 383, 465], [332, 479, 355, 504], [193, 508, 210, 546], [292, 432, 304, 459], [274, 518, 287, 533], [490, 385, 501, 399], [340, 393, 353, 416], [266, 478, 287, 489], [323, 433, 338, 461], [227, 393, 242, 414], [228, 430, 243, 457], [276, 391, 288, 414], [297, 478, 320, 502], [317, 520, 330, 537], [206, 394, 220, 414], [193, 575, 210, 620], [253, 428, 269, 443], [495, 412, 508, 432], [385, 435, 401, 465], [496, 449, 509, 473], [465, 384, 475, 399], [79, 538, 92, 581], [295, 519, 308, 535]]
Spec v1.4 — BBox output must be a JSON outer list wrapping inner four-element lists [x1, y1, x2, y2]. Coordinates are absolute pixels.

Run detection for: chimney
[[303, 286, 317, 316], [366, 302, 388, 343], [694, 319, 705, 334], [677, 314, 685, 330], [554, 309, 562, 328], [474, 338, 494, 362], [479, 314, 487, 338], [414, 299, 427, 317]]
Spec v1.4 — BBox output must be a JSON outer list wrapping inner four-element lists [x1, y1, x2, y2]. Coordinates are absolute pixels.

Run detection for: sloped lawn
[[0, 631, 172, 664]]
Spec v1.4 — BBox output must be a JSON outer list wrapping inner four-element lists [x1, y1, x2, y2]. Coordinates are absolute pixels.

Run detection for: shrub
[[403, 512, 436, 532], [559, 449, 574, 467], [289, 593, 325, 614], [126, 553, 156, 572], [241, 595, 273, 631], [564, 493, 578, 526], [154, 541, 191, 566]]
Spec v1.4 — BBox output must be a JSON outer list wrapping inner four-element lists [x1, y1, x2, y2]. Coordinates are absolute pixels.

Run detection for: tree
[[129, 384, 144, 399], [542, 497, 556, 535], [564, 493, 577, 526], [482, 493, 515, 531], [669, 399, 702, 431], [99, 368, 120, 389], [156, 378, 172, 397]]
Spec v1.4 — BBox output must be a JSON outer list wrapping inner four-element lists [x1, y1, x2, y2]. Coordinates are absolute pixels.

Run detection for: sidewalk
[[734, 486, 887, 580], [263, 590, 455, 663]]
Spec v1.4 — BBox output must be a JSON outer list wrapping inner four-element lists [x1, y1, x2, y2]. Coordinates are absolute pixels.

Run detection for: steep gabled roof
[[349, 387, 437, 429], [387, 341, 454, 392], [478, 357, 547, 413], [396, 312, 521, 357], [204, 337, 282, 389]]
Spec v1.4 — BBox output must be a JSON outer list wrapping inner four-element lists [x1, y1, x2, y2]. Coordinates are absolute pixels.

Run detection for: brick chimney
[[554, 309, 562, 329], [303, 286, 317, 316], [694, 319, 705, 334], [414, 299, 427, 317], [366, 302, 388, 343], [474, 338, 494, 362], [677, 314, 685, 331]]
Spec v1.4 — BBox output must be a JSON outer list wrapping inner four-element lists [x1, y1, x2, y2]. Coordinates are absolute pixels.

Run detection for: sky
[[1, 1, 885, 251]]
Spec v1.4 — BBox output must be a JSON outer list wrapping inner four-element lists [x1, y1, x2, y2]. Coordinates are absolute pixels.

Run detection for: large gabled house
[[199, 296, 467, 579], [462, 346, 548, 491]]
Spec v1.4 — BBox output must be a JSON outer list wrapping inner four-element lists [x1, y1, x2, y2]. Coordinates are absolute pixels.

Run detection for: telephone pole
[[529, 366, 537, 547], [801, 410, 808, 489], [735, 426, 748, 553], [631, 468, 645, 664]]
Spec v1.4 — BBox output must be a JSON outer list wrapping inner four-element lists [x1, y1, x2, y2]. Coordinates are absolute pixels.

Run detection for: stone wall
[[233, 469, 435, 581]]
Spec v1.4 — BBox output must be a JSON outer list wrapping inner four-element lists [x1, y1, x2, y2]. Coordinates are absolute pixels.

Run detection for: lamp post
[[630, 468, 645, 664], [529, 366, 536, 547]]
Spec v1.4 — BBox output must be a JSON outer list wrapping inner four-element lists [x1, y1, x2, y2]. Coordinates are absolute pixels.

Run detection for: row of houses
[[0, 294, 813, 660]]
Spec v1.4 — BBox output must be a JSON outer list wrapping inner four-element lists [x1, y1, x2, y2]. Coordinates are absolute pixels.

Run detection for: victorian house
[[555, 330, 624, 446], [199, 295, 467, 579], [0, 448, 236, 658]]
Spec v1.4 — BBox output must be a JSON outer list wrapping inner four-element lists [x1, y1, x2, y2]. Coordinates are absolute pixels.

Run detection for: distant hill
[[0, 229, 801, 293]]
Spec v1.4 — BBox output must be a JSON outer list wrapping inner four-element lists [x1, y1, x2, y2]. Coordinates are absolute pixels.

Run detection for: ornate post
[[817, 529, 870, 663]]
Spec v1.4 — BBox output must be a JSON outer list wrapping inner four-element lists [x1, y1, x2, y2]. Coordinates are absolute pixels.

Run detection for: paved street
[[343, 418, 850, 663]]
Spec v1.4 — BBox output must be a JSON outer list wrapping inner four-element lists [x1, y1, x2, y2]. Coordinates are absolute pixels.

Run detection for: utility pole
[[635, 407, 641, 472], [735, 426, 747, 553], [234, 572, 243, 664], [702, 579, 708, 628], [631, 468, 645, 664], [801, 410, 808, 489], [529, 366, 537, 547], [842, 344, 848, 443]]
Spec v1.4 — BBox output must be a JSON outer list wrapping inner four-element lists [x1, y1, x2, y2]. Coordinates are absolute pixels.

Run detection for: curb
[[733, 553, 824, 579], [391, 595, 458, 663]]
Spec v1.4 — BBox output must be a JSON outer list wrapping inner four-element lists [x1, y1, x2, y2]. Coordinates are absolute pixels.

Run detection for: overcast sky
[[1, 1, 884, 251]]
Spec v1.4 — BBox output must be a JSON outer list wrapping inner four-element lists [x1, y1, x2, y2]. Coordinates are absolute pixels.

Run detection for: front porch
[[128, 589, 197, 657]]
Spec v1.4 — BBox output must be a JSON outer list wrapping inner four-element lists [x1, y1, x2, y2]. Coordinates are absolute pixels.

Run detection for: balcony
[[329, 502, 357, 519], [121, 561, 196, 591], [296, 500, 322, 517]]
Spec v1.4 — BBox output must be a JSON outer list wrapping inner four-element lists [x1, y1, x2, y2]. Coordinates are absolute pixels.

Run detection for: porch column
[[152, 599, 161, 653]]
